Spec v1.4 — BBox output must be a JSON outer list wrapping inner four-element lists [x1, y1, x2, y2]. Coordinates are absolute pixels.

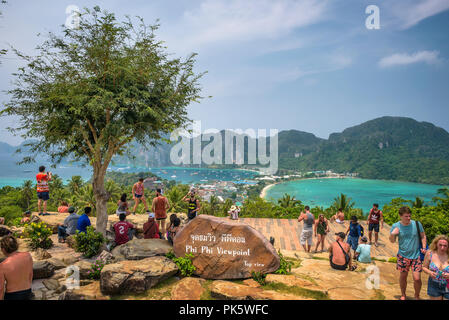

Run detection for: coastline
[[260, 183, 277, 198]]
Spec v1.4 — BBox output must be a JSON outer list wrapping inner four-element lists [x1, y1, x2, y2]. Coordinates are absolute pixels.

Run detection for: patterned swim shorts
[[396, 254, 422, 273]]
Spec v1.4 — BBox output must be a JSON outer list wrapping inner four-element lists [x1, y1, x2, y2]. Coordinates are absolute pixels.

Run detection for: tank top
[[134, 182, 144, 195], [188, 198, 198, 219], [36, 173, 49, 192], [154, 196, 167, 219], [429, 251, 449, 284], [368, 209, 381, 224], [317, 220, 327, 235], [303, 212, 314, 231]]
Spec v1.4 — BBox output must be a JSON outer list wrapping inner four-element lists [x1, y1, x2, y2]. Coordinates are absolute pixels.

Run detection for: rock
[[42, 279, 60, 291], [61, 254, 79, 265], [265, 274, 327, 294], [111, 238, 173, 261], [51, 268, 67, 280], [74, 260, 93, 279], [100, 256, 178, 295], [33, 248, 52, 260], [0, 225, 12, 237], [97, 250, 114, 264], [66, 235, 76, 249], [32, 289, 45, 300], [33, 260, 55, 279], [242, 279, 261, 288], [59, 282, 109, 300], [171, 277, 206, 300], [210, 280, 309, 300], [30, 215, 41, 224], [173, 215, 280, 279], [46, 258, 66, 270]]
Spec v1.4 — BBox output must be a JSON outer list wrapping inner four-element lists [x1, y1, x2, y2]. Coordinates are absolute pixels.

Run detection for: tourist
[[76, 207, 92, 234], [166, 213, 177, 239], [0, 217, 4, 225], [143, 212, 160, 239], [167, 217, 181, 245], [152, 188, 169, 239], [132, 178, 149, 214], [113, 213, 136, 246], [0, 235, 33, 300], [345, 216, 363, 254], [229, 205, 240, 220], [389, 206, 427, 300], [36, 166, 52, 216], [20, 211, 32, 225], [355, 236, 372, 263], [422, 235, 449, 300], [116, 193, 130, 216], [330, 208, 345, 224], [314, 214, 329, 253], [367, 203, 384, 246], [297, 206, 315, 252], [329, 232, 355, 271], [58, 201, 69, 213], [183, 189, 201, 222], [57, 206, 80, 243]]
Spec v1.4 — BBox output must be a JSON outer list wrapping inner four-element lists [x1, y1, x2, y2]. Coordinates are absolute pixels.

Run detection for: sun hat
[[230, 205, 237, 211]]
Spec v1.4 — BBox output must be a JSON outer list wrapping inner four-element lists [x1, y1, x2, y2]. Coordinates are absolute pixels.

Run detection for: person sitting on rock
[[355, 236, 372, 264], [143, 212, 160, 239], [20, 211, 32, 225], [165, 213, 177, 239], [76, 207, 92, 234], [58, 201, 69, 213], [0, 235, 33, 300], [228, 205, 240, 220], [57, 207, 80, 243], [167, 217, 181, 245], [329, 232, 355, 271], [113, 213, 136, 246], [330, 208, 345, 224]]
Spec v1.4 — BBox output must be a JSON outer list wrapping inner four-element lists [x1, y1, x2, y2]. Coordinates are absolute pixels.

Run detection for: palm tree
[[209, 195, 220, 215], [75, 185, 96, 214], [409, 197, 425, 208], [433, 187, 449, 210], [105, 179, 122, 203], [21, 180, 34, 209], [277, 193, 302, 209], [166, 186, 186, 213], [332, 193, 355, 213], [67, 176, 84, 194]]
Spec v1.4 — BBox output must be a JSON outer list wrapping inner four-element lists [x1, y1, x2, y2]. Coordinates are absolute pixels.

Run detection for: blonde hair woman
[[422, 235, 449, 300]]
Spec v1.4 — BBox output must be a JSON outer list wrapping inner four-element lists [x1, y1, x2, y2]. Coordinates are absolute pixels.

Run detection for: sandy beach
[[260, 183, 277, 198]]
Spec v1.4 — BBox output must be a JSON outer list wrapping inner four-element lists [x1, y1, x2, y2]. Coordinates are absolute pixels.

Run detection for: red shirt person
[[36, 166, 52, 216], [113, 214, 136, 246]]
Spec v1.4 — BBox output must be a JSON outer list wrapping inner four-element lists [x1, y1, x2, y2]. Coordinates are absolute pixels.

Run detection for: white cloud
[[390, 0, 449, 29], [378, 50, 441, 68]]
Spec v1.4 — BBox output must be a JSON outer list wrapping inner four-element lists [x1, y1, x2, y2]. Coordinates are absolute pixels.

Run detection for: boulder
[[173, 215, 280, 279], [73, 260, 93, 279], [100, 256, 178, 295], [210, 280, 310, 300], [98, 250, 114, 264], [46, 258, 66, 270], [171, 277, 206, 300], [42, 279, 61, 291], [33, 261, 55, 279], [111, 238, 173, 261], [32, 248, 52, 260], [59, 282, 109, 300]]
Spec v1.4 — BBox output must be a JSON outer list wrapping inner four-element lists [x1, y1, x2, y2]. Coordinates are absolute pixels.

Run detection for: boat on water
[[171, 175, 177, 178]]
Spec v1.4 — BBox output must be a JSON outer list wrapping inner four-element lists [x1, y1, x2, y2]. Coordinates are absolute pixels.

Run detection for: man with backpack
[[367, 203, 384, 247], [345, 216, 364, 255], [389, 206, 427, 300]]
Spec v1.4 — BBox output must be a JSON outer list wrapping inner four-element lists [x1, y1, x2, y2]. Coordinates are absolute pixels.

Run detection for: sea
[[264, 178, 446, 213]]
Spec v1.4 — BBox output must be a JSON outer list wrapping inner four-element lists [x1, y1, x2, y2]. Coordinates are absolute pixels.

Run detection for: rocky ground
[[1, 214, 431, 300]]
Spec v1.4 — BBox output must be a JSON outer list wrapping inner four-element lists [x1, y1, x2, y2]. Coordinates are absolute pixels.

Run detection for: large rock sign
[[173, 215, 280, 279]]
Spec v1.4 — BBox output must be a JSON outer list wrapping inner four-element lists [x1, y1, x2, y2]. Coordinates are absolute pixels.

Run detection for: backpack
[[359, 225, 364, 237]]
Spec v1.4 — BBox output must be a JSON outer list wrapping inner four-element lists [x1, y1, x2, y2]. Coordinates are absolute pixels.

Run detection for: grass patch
[[262, 282, 330, 300], [311, 256, 328, 261], [372, 257, 387, 263], [294, 273, 319, 286], [285, 257, 302, 269], [200, 280, 214, 300]]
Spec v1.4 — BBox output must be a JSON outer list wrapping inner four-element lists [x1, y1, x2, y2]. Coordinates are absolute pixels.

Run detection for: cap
[[335, 232, 346, 239], [68, 206, 76, 213]]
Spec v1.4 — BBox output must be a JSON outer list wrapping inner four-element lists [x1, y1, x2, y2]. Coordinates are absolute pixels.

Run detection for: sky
[[1, 0, 449, 146]]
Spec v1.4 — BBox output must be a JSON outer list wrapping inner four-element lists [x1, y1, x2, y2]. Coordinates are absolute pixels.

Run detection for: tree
[[408, 196, 425, 209], [2, 7, 204, 234], [68, 176, 84, 194], [331, 193, 355, 213], [277, 193, 302, 209], [0, 1, 7, 63], [21, 180, 34, 209], [433, 187, 449, 211]]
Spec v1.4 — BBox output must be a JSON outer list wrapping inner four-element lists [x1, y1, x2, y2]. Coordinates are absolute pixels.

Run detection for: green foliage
[[87, 259, 105, 280], [388, 257, 397, 263], [251, 271, 267, 286], [0, 205, 23, 226], [24, 221, 53, 250], [165, 249, 175, 260], [275, 250, 293, 275], [74, 226, 105, 258], [173, 253, 196, 277]]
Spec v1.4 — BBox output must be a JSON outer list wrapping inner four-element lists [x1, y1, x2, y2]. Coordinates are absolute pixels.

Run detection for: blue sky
[[1, 0, 449, 145]]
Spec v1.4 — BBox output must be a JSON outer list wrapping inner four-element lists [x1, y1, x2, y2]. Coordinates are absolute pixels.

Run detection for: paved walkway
[[239, 218, 397, 257]]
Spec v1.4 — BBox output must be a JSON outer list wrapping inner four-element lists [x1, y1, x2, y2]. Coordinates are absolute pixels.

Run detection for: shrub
[[165, 249, 176, 260], [74, 226, 105, 258], [87, 259, 105, 280], [173, 253, 196, 277], [0, 205, 23, 226], [24, 221, 53, 250], [388, 257, 397, 263], [251, 271, 267, 286], [275, 250, 293, 275]]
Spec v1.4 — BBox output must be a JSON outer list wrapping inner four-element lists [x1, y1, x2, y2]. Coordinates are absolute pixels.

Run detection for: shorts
[[368, 223, 380, 233], [330, 259, 348, 271], [156, 217, 167, 221], [300, 229, 313, 245], [37, 191, 50, 201], [3, 288, 32, 300], [396, 254, 422, 273], [347, 235, 359, 251], [134, 194, 143, 199], [335, 219, 344, 224], [427, 278, 449, 299]]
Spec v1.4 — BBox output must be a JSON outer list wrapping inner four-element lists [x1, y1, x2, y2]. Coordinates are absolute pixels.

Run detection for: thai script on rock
[[189, 233, 246, 244]]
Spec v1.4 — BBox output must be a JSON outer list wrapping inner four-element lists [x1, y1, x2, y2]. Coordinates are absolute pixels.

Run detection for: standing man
[[298, 206, 315, 252], [367, 203, 384, 247], [183, 189, 201, 222], [77, 207, 92, 234], [36, 166, 52, 216], [152, 189, 170, 239], [389, 206, 427, 300], [132, 178, 149, 214], [345, 216, 363, 255]]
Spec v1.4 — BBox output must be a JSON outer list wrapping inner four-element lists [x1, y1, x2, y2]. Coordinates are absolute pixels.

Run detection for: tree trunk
[[92, 164, 109, 235]]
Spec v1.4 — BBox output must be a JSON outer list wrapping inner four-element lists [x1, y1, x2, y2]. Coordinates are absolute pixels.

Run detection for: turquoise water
[[265, 178, 445, 213], [0, 166, 257, 188]]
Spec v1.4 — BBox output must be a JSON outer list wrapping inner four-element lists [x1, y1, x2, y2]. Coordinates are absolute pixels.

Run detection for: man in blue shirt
[[77, 207, 92, 233], [389, 206, 427, 300]]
